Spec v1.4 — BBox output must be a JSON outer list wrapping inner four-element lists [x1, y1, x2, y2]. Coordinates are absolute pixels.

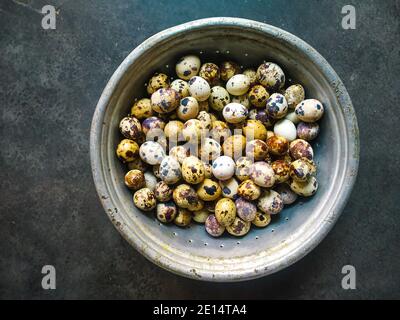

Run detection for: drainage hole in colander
[[271, 229, 275, 233], [204, 242, 208, 246], [255, 236, 259, 240], [285, 217, 289, 221], [236, 241, 240, 245], [188, 239, 193, 243], [172, 232, 177, 237], [219, 244, 224, 248]]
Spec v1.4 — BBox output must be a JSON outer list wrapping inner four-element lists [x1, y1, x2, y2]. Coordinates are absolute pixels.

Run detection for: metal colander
[[90, 18, 359, 281]]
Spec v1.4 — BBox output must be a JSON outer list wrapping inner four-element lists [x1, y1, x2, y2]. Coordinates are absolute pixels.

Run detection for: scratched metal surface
[[0, 0, 399, 298]]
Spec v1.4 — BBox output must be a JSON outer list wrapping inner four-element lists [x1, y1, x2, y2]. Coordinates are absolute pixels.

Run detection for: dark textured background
[[0, 0, 399, 299]]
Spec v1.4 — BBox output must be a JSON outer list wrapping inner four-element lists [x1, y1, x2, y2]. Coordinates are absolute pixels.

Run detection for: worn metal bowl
[[90, 18, 359, 282]]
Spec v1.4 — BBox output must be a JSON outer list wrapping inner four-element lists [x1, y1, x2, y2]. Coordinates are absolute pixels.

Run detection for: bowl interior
[[93, 19, 357, 281]]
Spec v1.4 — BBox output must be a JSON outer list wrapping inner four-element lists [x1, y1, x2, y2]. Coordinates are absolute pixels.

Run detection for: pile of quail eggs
[[116, 54, 324, 237]]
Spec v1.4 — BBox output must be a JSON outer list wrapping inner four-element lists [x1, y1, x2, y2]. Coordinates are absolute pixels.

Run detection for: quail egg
[[170, 79, 190, 98], [243, 68, 258, 87], [285, 110, 301, 124], [235, 197, 257, 222], [290, 158, 316, 182], [154, 181, 173, 202], [271, 160, 291, 183], [156, 202, 177, 223], [273, 119, 297, 142], [242, 120, 268, 140], [249, 161, 276, 188], [203, 163, 213, 178], [245, 139, 269, 161], [237, 179, 261, 201], [248, 84, 269, 107], [127, 157, 148, 172], [164, 120, 184, 142], [142, 116, 166, 135], [182, 119, 203, 142], [289, 139, 314, 160], [284, 84, 305, 109], [124, 169, 145, 190], [257, 190, 284, 215], [193, 209, 210, 223], [231, 94, 250, 108], [197, 178, 222, 201], [252, 212, 272, 227], [130, 98, 153, 120], [200, 138, 222, 161], [173, 184, 204, 211], [248, 108, 274, 127], [177, 96, 199, 121], [188, 76, 211, 101], [199, 62, 220, 86], [197, 111, 213, 130], [139, 141, 166, 165], [208, 86, 231, 111], [297, 122, 320, 141], [222, 103, 248, 124], [215, 198, 237, 226], [256, 62, 285, 91], [147, 73, 170, 95], [144, 172, 157, 191], [226, 217, 251, 237], [133, 188, 156, 211], [222, 134, 246, 160], [116, 139, 139, 162], [226, 74, 251, 96], [212, 155, 235, 181], [174, 208, 192, 227], [235, 156, 253, 181], [182, 156, 205, 184], [295, 99, 324, 122], [205, 214, 225, 237], [266, 135, 289, 156], [210, 120, 232, 145], [119, 116, 142, 141], [220, 61, 241, 81], [151, 88, 181, 114], [219, 177, 239, 200], [169, 145, 189, 164], [290, 176, 318, 197], [275, 183, 298, 205], [159, 156, 181, 184], [266, 93, 288, 119], [175, 55, 201, 80]]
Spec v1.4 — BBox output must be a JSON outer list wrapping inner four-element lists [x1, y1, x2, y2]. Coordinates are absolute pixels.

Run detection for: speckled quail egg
[[256, 62, 285, 91], [174, 208, 192, 227], [266, 93, 288, 119], [231, 94, 250, 108], [151, 88, 181, 114], [215, 198, 237, 227], [243, 68, 258, 87], [200, 138, 222, 161], [289, 139, 314, 160], [235, 197, 257, 222], [170, 79, 190, 98], [235, 156, 253, 181], [156, 202, 177, 223], [173, 184, 204, 211], [275, 183, 298, 205], [199, 62, 220, 86], [119, 116, 142, 141], [116, 139, 139, 162], [212, 156, 235, 181], [147, 73, 170, 95], [274, 119, 297, 142], [222, 103, 248, 124], [145, 128, 167, 149], [290, 176, 318, 197], [249, 161, 276, 188], [142, 116, 165, 135], [182, 156, 205, 184], [219, 177, 239, 200], [124, 169, 145, 190], [237, 179, 261, 201], [197, 111, 212, 130], [182, 119, 203, 142], [295, 99, 324, 122], [131, 98, 153, 120], [220, 61, 241, 81], [198, 100, 209, 112], [226, 74, 251, 96], [175, 55, 201, 80], [208, 86, 230, 111], [154, 181, 173, 202], [127, 157, 148, 172], [203, 163, 213, 178], [222, 134, 246, 160], [169, 145, 189, 164], [266, 135, 289, 156], [205, 214, 225, 237], [193, 209, 210, 223], [245, 139, 269, 161], [297, 122, 320, 141], [177, 96, 199, 121], [248, 109, 274, 127], [210, 120, 232, 145], [257, 190, 284, 215], [197, 178, 222, 201], [290, 158, 316, 182], [159, 156, 181, 184], [285, 110, 300, 124], [242, 120, 268, 140], [139, 141, 166, 165], [164, 120, 184, 142], [188, 76, 211, 102], [252, 212, 272, 227], [284, 84, 305, 109], [248, 84, 270, 108], [144, 172, 157, 191], [133, 188, 156, 211], [226, 217, 251, 237], [271, 160, 291, 184]]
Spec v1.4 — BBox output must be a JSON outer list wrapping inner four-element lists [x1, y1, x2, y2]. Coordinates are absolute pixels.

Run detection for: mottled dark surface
[[0, 0, 399, 299]]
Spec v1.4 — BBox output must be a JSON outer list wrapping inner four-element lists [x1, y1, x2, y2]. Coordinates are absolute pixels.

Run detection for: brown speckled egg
[[237, 179, 261, 201], [219, 177, 239, 200], [127, 157, 148, 172], [226, 74, 251, 96], [177, 96, 199, 121], [133, 188, 156, 211], [242, 120, 268, 140], [174, 208, 192, 227], [147, 73, 170, 95], [290, 158, 314, 182], [154, 181, 173, 202], [139, 141, 165, 165], [182, 119, 203, 142], [156, 201, 177, 223], [245, 139, 269, 161], [151, 88, 181, 114], [284, 84, 305, 109], [248, 85, 270, 107], [271, 160, 291, 183], [169, 145, 189, 164], [145, 128, 167, 149], [235, 197, 257, 222], [222, 134, 246, 160], [119, 116, 142, 141], [208, 86, 230, 112], [182, 156, 205, 184], [200, 138, 222, 161], [297, 122, 320, 141], [290, 176, 318, 197], [203, 163, 213, 178], [220, 61, 241, 81], [249, 161, 276, 188], [116, 139, 139, 162], [226, 217, 251, 237], [170, 79, 190, 98], [289, 139, 314, 160], [266, 135, 289, 156], [215, 198, 237, 226], [275, 183, 298, 205], [197, 178, 222, 201], [257, 190, 284, 215], [266, 93, 288, 119], [131, 98, 153, 120], [159, 156, 182, 184], [248, 109, 274, 128], [222, 103, 248, 124], [210, 120, 232, 145], [124, 169, 145, 190], [188, 76, 211, 102], [295, 99, 324, 122], [173, 184, 204, 211], [142, 116, 165, 135], [144, 172, 157, 191], [252, 212, 271, 227], [256, 62, 285, 91], [199, 62, 220, 86], [205, 214, 225, 237], [197, 111, 213, 130], [176, 55, 201, 80], [243, 68, 258, 87], [164, 120, 184, 142], [193, 209, 210, 223], [235, 156, 253, 181]]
